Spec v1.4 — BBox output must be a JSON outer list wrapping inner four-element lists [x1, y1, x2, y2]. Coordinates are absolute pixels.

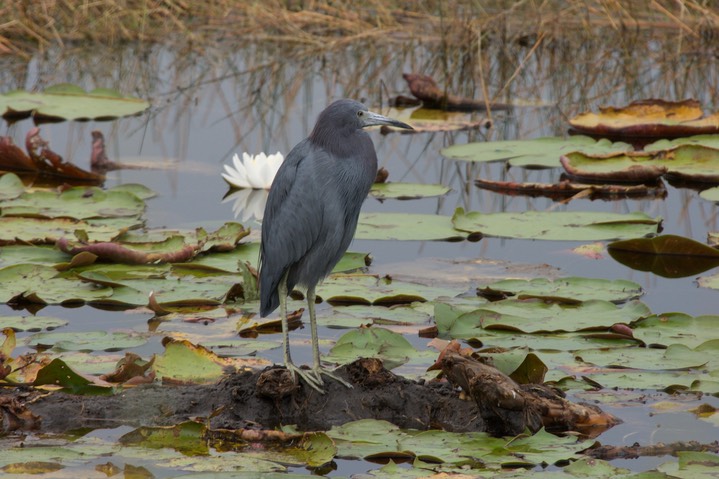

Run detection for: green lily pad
[[699, 186, 719, 202], [108, 183, 157, 200], [697, 270, 719, 291], [576, 343, 711, 371], [653, 144, 719, 183], [633, 313, 719, 349], [0, 315, 68, 332], [645, 134, 719, 152], [0, 83, 150, 121], [120, 421, 209, 455], [452, 208, 661, 241], [370, 182, 451, 200], [434, 299, 650, 337], [152, 338, 227, 383], [33, 358, 113, 395], [356, 212, 465, 241], [317, 303, 432, 329], [441, 136, 631, 168], [328, 419, 592, 467], [317, 274, 460, 306], [2, 188, 145, 220], [325, 327, 417, 368], [480, 277, 643, 304], [0, 245, 70, 267], [78, 269, 241, 307], [560, 151, 666, 183], [0, 173, 26, 200], [657, 451, 719, 479], [0, 216, 144, 245], [0, 263, 113, 304], [26, 331, 147, 352]]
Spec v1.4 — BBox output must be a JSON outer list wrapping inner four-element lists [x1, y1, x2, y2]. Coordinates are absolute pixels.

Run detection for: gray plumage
[[257, 98, 412, 393]]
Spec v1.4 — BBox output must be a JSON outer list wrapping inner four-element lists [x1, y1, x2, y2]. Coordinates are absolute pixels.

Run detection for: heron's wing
[[259, 140, 327, 315]]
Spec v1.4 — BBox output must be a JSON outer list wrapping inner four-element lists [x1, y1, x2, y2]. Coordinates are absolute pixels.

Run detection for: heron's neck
[[309, 127, 371, 160]]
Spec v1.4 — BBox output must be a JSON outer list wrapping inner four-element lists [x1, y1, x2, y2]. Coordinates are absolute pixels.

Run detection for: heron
[[259, 99, 413, 393]]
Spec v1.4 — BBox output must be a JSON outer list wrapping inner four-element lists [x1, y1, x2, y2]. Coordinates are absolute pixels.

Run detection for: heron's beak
[[363, 111, 414, 130]]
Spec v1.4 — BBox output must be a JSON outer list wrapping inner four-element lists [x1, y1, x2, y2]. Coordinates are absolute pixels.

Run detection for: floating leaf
[[699, 186, 719, 202], [370, 182, 451, 200], [357, 212, 465, 241], [452, 208, 661, 241], [633, 313, 719, 349], [653, 144, 719, 183], [560, 151, 666, 183], [324, 327, 417, 369], [0, 315, 68, 332], [0, 173, 25, 200], [0, 84, 150, 121], [2, 188, 145, 220], [33, 358, 113, 395], [575, 343, 710, 371], [317, 274, 460, 306], [0, 263, 113, 304], [317, 304, 432, 329], [441, 136, 631, 168], [608, 235, 719, 278], [26, 331, 147, 352], [119, 421, 208, 455], [0, 216, 143, 245], [479, 277, 643, 304], [153, 337, 232, 383], [569, 99, 719, 138], [435, 299, 650, 337]]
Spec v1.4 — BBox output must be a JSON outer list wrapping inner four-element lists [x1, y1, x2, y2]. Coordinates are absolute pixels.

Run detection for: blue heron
[[259, 99, 413, 393]]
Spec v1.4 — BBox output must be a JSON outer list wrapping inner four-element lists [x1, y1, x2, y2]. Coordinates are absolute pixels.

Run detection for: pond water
[[1, 32, 719, 476]]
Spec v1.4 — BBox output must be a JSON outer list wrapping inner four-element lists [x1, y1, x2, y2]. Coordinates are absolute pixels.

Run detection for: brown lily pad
[[475, 178, 667, 200], [608, 234, 719, 278], [569, 99, 719, 139]]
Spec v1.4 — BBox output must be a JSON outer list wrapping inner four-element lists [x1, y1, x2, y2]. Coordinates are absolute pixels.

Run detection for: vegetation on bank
[[1, 0, 718, 57]]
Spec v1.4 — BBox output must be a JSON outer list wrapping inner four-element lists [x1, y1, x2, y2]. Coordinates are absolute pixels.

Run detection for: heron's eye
[[357, 110, 364, 117]]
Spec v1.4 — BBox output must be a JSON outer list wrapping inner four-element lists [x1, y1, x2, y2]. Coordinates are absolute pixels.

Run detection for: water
[[1, 34, 719, 475]]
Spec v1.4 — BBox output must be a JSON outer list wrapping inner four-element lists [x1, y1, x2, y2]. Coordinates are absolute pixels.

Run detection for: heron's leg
[[279, 272, 323, 392], [307, 285, 353, 389]]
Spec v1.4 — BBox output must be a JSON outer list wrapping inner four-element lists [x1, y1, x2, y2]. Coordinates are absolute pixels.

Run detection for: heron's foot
[[286, 362, 325, 394], [313, 365, 353, 389]]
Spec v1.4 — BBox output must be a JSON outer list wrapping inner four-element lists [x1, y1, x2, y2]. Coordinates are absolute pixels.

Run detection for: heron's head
[[312, 99, 413, 139]]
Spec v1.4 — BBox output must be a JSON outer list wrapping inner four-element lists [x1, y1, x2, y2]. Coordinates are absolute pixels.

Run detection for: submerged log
[[403, 73, 512, 111]]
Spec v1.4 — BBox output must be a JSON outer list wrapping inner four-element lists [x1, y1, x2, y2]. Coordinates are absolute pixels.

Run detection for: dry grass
[[1, 0, 718, 57]]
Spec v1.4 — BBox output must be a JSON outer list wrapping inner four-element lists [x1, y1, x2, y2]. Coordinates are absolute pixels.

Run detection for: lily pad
[[441, 136, 631, 168], [0, 315, 68, 332], [317, 303, 432, 329], [652, 144, 719, 183], [633, 313, 719, 349], [452, 208, 661, 241], [575, 343, 710, 371], [370, 182, 451, 200], [152, 338, 228, 383], [699, 186, 719, 202], [317, 274, 461, 306], [569, 99, 719, 138], [356, 212, 466, 241], [0, 245, 70, 267], [33, 358, 113, 395], [2, 188, 145, 220], [608, 235, 719, 278], [0, 173, 25, 200], [560, 151, 666, 183], [479, 277, 643, 304], [435, 299, 650, 337], [325, 327, 417, 369], [26, 331, 147, 352], [0, 84, 150, 122], [0, 263, 113, 304], [0, 216, 144, 245]]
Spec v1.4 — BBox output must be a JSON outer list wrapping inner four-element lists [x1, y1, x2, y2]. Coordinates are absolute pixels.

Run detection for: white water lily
[[222, 188, 269, 222], [222, 151, 284, 189]]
